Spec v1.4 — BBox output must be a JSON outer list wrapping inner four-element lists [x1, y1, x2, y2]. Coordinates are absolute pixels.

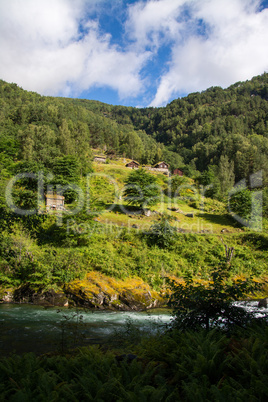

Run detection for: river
[[0, 301, 267, 356], [0, 304, 173, 356]]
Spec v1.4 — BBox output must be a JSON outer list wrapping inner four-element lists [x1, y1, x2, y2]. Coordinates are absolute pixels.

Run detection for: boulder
[[13, 284, 69, 307], [1, 273, 166, 311], [0, 289, 14, 302]]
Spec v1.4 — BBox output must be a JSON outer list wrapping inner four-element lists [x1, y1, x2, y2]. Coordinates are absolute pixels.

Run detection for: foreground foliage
[[0, 324, 267, 401]]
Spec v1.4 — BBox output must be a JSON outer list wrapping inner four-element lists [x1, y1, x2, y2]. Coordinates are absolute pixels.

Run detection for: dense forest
[[1, 73, 268, 178], [109, 73, 268, 181], [74, 73, 268, 182], [0, 79, 173, 173]]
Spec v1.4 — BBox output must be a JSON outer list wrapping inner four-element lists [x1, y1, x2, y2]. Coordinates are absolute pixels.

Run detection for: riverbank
[[0, 271, 167, 311], [1, 270, 267, 312]]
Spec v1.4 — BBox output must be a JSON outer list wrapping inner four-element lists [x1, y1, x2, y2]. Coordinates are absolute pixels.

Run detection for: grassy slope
[[63, 160, 268, 299], [0, 158, 267, 300], [92, 160, 244, 234]]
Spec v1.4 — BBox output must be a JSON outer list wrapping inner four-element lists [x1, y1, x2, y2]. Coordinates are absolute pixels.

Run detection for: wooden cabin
[[126, 160, 140, 169], [45, 193, 65, 212], [173, 168, 184, 176], [149, 161, 169, 174], [154, 161, 169, 170]]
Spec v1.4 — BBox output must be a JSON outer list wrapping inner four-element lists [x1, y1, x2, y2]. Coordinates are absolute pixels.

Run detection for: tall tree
[[58, 119, 74, 155], [217, 155, 235, 198], [123, 168, 160, 210]]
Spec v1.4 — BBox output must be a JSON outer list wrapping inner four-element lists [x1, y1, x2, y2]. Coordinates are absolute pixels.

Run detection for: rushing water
[[0, 304, 173, 356], [232, 300, 268, 319], [0, 301, 267, 356]]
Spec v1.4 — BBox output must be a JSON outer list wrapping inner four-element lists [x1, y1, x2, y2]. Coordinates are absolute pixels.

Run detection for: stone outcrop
[[0, 289, 14, 303], [0, 272, 165, 311], [64, 272, 165, 311], [0, 285, 69, 307]]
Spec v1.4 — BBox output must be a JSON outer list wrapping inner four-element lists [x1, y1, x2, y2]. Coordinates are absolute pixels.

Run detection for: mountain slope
[[0, 73, 267, 193]]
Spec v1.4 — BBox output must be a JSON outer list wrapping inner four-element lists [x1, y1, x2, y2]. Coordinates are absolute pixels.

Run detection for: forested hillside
[[80, 73, 268, 214], [0, 74, 267, 302], [0, 79, 182, 174], [107, 73, 268, 182], [1, 73, 267, 181]]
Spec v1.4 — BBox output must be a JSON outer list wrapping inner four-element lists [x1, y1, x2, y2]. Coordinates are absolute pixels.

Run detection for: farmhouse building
[[45, 193, 65, 212], [126, 160, 140, 168], [149, 161, 169, 174], [154, 162, 169, 170], [173, 168, 184, 176]]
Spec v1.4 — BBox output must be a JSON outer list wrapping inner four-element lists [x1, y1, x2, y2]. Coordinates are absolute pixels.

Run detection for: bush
[[145, 215, 177, 248], [229, 188, 252, 220], [168, 261, 265, 332]]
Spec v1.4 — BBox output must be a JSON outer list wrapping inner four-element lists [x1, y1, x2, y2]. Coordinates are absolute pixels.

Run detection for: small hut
[[126, 160, 140, 169], [150, 161, 169, 174], [154, 162, 169, 170], [173, 168, 184, 176], [45, 193, 65, 212]]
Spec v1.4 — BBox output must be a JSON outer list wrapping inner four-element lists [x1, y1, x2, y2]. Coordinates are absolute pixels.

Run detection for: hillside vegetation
[[107, 73, 268, 180], [0, 75, 267, 303]]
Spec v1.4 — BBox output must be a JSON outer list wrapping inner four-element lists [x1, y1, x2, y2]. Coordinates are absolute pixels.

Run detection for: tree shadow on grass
[[104, 203, 143, 215], [199, 212, 238, 228]]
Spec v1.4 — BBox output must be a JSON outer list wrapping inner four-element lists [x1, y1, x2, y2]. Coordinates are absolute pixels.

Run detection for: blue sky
[[0, 0, 268, 107]]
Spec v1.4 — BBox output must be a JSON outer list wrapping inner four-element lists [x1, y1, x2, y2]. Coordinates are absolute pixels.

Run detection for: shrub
[[145, 215, 177, 248], [168, 261, 265, 332]]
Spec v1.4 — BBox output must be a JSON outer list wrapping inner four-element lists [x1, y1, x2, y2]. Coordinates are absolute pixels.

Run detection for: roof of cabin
[[154, 161, 169, 167], [126, 160, 140, 165]]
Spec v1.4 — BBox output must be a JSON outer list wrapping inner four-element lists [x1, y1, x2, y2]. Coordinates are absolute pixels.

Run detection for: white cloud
[[77, 27, 150, 98], [0, 0, 149, 99], [0, 0, 267, 106], [148, 0, 268, 106], [126, 0, 185, 50]]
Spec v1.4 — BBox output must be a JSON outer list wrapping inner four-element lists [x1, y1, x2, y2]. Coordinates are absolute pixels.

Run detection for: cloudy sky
[[0, 0, 268, 107]]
